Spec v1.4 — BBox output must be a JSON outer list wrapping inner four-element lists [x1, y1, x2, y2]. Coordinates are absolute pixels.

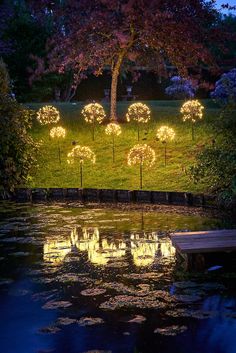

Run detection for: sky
[[216, 0, 236, 12]]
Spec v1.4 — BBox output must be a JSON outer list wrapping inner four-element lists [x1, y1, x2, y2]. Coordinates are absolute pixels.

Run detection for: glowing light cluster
[[127, 144, 155, 167], [156, 126, 175, 142], [67, 145, 96, 164], [180, 100, 204, 123], [49, 126, 66, 139], [37, 105, 60, 125], [126, 103, 151, 123], [105, 122, 122, 136], [81, 103, 106, 124]]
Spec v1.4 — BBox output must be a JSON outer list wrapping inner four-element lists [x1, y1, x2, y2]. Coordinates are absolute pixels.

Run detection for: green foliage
[[27, 100, 216, 192], [0, 61, 37, 192], [190, 106, 236, 207], [0, 59, 10, 95]]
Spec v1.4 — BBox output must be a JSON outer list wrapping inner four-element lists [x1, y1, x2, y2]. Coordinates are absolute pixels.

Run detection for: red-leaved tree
[[30, 0, 229, 120]]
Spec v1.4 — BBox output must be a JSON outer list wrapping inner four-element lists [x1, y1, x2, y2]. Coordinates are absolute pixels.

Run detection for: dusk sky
[[216, 0, 236, 11]]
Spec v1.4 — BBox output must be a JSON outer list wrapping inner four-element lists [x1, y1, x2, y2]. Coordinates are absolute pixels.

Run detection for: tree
[[30, 0, 226, 120], [0, 59, 37, 193]]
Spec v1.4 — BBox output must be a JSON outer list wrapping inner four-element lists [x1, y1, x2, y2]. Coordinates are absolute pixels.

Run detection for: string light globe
[[50, 126, 66, 139], [105, 123, 122, 162], [82, 103, 106, 140], [180, 100, 204, 140], [67, 145, 96, 187], [105, 122, 122, 136], [156, 126, 175, 142], [156, 126, 175, 166], [126, 103, 151, 140], [37, 105, 60, 125], [127, 144, 155, 189], [50, 126, 66, 163]]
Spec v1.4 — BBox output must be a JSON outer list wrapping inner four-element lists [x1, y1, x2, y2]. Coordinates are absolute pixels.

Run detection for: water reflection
[[43, 227, 175, 267], [43, 239, 71, 265]]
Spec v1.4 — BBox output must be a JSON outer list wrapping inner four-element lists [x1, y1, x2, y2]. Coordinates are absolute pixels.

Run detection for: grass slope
[[27, 100, 219, 192]]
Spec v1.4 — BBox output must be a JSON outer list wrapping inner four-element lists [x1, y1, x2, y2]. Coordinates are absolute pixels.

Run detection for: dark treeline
[[0, 0, 235, 102]]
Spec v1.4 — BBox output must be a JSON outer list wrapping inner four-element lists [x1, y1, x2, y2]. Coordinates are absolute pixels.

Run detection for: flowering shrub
[[37, 105, 60, 125], [211, 68, 236, 107], [127, 144, 155, 189], [126, 103, 151, 140], [165, 76, 196, 99]]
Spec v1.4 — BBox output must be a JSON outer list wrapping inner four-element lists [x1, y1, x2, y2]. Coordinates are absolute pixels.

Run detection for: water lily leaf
[[57, 317, 78, 325], [154, 325, 187, 336], [77, 317, 104, 326], [39, 325, 61, 334], [128, 315, 146, 323], [80, 288, 106, 296], [42, 300, 72, 310]]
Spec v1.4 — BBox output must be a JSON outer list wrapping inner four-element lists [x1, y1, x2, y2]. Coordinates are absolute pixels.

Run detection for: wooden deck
[[171, 229, 236, 254]]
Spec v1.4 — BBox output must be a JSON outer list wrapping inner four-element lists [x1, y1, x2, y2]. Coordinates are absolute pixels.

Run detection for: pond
[[0, 201, 236, 353]]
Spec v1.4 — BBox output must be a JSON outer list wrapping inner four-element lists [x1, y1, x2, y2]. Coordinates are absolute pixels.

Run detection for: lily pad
[[77, 317, 105, 326], [42, 300, 72, 310], [100, 295, 167, 310], [57, 317, 78, 325], [80, 288, 106, 296], [128, 315, 146, 324], [154, 325, 187, 336], [39, 325, 61, 334]]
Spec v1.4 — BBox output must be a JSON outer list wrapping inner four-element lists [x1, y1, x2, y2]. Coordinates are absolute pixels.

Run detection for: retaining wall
[[4, 188, 218, 208]]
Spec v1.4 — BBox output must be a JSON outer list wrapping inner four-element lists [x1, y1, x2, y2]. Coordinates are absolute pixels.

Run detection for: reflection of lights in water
[[131, 232, 175, 267], [131, 232, 159, 267], [43, 228, 175, 267], [71, 227, 126, 266], [160, 242, 176, 257], [43, 239, 72, 265]]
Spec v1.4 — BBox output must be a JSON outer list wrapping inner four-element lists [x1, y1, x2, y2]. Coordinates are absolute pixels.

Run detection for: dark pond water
[[0, 201, 236, 353]]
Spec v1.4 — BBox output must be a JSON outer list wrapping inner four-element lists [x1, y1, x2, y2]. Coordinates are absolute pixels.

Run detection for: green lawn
[[27, 100, 220, 192]]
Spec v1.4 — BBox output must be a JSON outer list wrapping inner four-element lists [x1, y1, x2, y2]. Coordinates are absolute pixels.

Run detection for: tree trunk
[[110, 51, 126, 121]]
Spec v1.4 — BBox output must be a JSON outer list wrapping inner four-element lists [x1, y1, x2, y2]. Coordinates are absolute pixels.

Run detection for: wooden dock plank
[[171, 229, 236, 254]]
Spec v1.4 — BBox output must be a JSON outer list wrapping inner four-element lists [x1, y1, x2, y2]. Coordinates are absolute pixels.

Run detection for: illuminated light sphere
[[67, 145, 96, 165], [127, 144, 155, 167], [81, 103, 106, 124], [37, 105, 60, 125], [180, 99, 204, 123], [126, 102, 151, 123], [156, 126, 175, 142], [50, 126, 66, 139], [105, 122, 122, 136]]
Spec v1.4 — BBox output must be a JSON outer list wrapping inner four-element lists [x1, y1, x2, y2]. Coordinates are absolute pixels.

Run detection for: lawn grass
[[27, 100, 220, 192]]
